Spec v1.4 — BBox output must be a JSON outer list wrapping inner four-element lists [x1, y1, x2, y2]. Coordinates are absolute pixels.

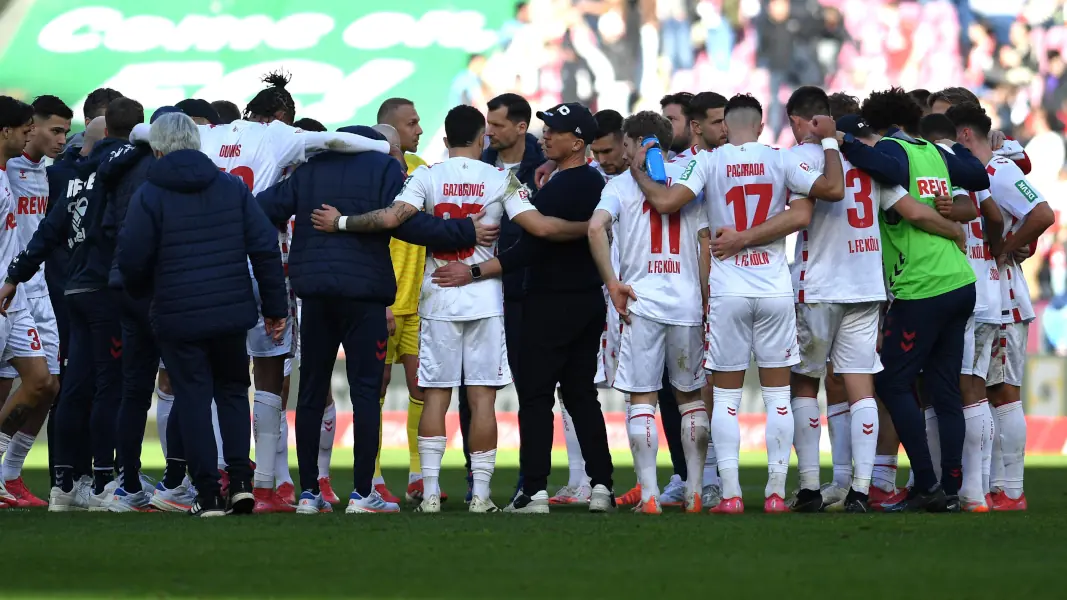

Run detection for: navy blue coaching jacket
[[116, 148, 286, 342], [257, 126, 478, 304]]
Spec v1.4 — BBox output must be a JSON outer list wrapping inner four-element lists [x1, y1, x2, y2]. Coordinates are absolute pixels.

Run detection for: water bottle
[[642, 136, 667, 184]]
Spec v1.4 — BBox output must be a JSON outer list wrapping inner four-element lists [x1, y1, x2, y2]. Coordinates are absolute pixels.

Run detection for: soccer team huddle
[[0, 73, 1046, 516]]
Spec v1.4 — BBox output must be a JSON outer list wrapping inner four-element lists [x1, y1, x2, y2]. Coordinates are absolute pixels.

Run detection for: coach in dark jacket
[[117, 112, 286, 517], [257, 125, 484, 509]]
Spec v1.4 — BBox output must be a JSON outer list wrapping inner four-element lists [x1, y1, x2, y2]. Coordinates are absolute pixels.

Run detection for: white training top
[[198, 120, 306, 195], [958, 187, 998, 321], [597, 162, 709, 326], [5, 153, 50, 298], [676, 142, 820, 298], [789, 143, 897, 304], [395, 157, 535, 321], [0, 168, 27, 312]]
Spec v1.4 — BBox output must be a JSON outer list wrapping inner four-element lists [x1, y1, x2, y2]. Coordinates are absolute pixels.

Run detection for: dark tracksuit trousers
[[159, 332, 252, 498], [296, 296, 387, 497], [54, 290, 122, 490], [875, 283, 976, 495], [115, 292, 161, 492], [519, 290, 613, 495]]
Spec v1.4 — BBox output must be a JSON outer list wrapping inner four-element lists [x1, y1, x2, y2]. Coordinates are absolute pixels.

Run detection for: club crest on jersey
[[1014, 179, 1039, 203], [680, 160, 696, 181]]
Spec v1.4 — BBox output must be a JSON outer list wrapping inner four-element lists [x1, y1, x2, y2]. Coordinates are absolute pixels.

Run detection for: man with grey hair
[[116, 112, 288, 517]]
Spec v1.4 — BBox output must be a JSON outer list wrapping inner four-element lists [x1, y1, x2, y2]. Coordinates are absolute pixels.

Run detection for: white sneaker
[[346, 490, 400, 514], [469, 496, 500, 513], [701, 484, 723, 509], [151, 482, 196, 513], [415, 494, 441, 513], [820, 482, 848, 512], [660, 475, 686, 506], [48, 485, 89, 512], [505, 490, 550, 514], [88, 480, 119, 512], [549, 484, 592, 505], [108, 488, 155, 512], [296, 491, 333, 515], [589, 484, 614, 513], [0, 479, 16, 506]]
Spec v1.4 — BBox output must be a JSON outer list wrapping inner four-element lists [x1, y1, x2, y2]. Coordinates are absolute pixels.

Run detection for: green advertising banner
[[0, 0, 512, 139]]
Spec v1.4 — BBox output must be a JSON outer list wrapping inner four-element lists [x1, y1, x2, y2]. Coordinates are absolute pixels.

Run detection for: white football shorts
[[968, 321, 999, 381], [247, 276, 295, 358], [987, 321, 1028, 387], [705, 295, 799, 371], [417, 316, 511, 388], [0, 309, 45, 369], [793, 301, 882, 378], [0, 296, 60, 377], [613, 313, 704, 393]]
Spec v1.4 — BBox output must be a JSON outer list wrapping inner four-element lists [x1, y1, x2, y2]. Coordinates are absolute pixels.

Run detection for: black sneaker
[[227, 480, 255, 515], [191, 494, 226, 518], [883, 483, 948, 513], [944, 494, 961, 513], [791, 488, 823, 513], [504, 490, 550, 513], [844, 489, 870, 513]]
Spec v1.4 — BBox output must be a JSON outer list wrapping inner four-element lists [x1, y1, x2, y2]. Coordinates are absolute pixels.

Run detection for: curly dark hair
[[244, 70, 295, 124], [861, 87, 922, 134]]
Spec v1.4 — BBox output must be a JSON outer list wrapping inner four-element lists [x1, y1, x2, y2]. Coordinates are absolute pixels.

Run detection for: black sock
[[162, 459, 186, 489], [55, 466, 74, 493], [93, 469, 114, 495]]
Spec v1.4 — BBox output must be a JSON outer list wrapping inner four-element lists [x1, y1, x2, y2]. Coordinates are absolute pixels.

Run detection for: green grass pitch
[[2, 448, 1066, 599]]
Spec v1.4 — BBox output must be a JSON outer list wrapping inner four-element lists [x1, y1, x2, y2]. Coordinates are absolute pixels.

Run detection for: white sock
[[623, 393, 637, 479], [924, 406, 941, 481], [627, 404, 659, 502], [156, 388, 174, 457], [418, 435, 446, 498], [470, 449, 497, 501], [2, 432, 32, 481], [828, 403, 853, 489], [873, 454, 898, 493], [995, 401, 1026, 499], [849, 398, 878, 495], [791, 396, 821, 491], [762, 386, 793, 499], [990, 401, 1005, 490], [560, 401, 585, 489], [252, 391, 283, 488], [211, 401, 226, 470], [711, 387, 742, 499], [678, 400, 709, 497], [906, 468, 914, 489], [702, 440, 720, 488], [318, 402, 336, 480], [961, 403, 986, 501], [274, 414, 293, 487], [981, 400, 994, 493]]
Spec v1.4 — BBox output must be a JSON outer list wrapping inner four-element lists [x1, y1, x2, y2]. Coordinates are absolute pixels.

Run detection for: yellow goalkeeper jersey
[[389, 153, 428, 316]]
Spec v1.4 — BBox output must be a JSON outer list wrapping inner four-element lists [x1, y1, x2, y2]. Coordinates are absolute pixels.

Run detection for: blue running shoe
[[346, 490, 400, 514], [296, 490, 333, 515], [109, 487, 155, 512]]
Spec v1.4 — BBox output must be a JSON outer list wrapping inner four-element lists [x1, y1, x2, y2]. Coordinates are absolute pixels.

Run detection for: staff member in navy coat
[[117, 113, 287, 518]]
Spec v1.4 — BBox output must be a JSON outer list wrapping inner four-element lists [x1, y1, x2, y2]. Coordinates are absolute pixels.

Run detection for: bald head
[[372, 123, 405, 165], [81, 116, 107, 156]]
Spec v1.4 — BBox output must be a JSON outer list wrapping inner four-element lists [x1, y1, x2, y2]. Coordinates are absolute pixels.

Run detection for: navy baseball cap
[[837, 114, 875, 138], [150, 106, 181, 124], [176, 99, 221, 125], [536, 103, 598, 144]]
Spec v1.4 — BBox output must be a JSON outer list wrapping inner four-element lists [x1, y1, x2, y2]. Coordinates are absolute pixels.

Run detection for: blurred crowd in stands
[[452, 0, 1067, 353]]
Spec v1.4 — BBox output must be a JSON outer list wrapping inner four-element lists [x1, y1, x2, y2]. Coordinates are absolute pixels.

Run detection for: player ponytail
[[243, 70, 296, 125]]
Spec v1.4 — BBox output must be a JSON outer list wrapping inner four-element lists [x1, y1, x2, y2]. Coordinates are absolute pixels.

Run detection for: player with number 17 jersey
[[676, 142, 821, 370]]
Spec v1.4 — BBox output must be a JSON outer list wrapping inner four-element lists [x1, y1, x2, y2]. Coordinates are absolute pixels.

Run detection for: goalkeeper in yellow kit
[[373, 98, 447, 503]]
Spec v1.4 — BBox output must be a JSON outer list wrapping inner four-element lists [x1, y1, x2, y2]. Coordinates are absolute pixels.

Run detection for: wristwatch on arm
[[470, 264, 482, 280]]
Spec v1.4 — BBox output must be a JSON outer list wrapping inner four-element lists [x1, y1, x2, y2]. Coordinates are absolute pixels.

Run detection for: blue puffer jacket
[[116, 149, 286, 342], [98, 141, 154, 290], [257, 126, 478, 302], [480, 133, 545, 300]]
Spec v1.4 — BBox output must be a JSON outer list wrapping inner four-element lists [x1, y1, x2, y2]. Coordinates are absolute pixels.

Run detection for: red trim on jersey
[[1013, 308, 1022, 322], [986, 164, 996, 176], [798, 289, 805, 303], [20, 152, 41, 165]]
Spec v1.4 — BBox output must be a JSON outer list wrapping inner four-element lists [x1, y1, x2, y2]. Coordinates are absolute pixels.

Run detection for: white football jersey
[[988, 155, 1044, 323], [789, 143, 892, 304], [0, 169, 27, 312], [669, 144, 702, 164], [395, 157, 535, 321], [959, 188, 998, 321], [6, 154, 50, 298], [198, 120, 306, 195], [597, 163, 708, 326], [677, 142, 821, 297]]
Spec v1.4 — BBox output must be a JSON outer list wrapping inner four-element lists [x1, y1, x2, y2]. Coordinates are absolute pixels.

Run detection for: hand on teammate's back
[[471, 209, 500, 246], [935, 195, 954, 217], [311, 204, 342, 232], [430, 262, 472, 288], [264, 316, 287, 342], [0, 282, 15, 316], [711, 227, 746, 260]]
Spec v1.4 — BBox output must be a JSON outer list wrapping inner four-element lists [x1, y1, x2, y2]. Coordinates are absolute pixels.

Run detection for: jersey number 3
[[431, 203, 483, 260], [845, 169, 874, 228]]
